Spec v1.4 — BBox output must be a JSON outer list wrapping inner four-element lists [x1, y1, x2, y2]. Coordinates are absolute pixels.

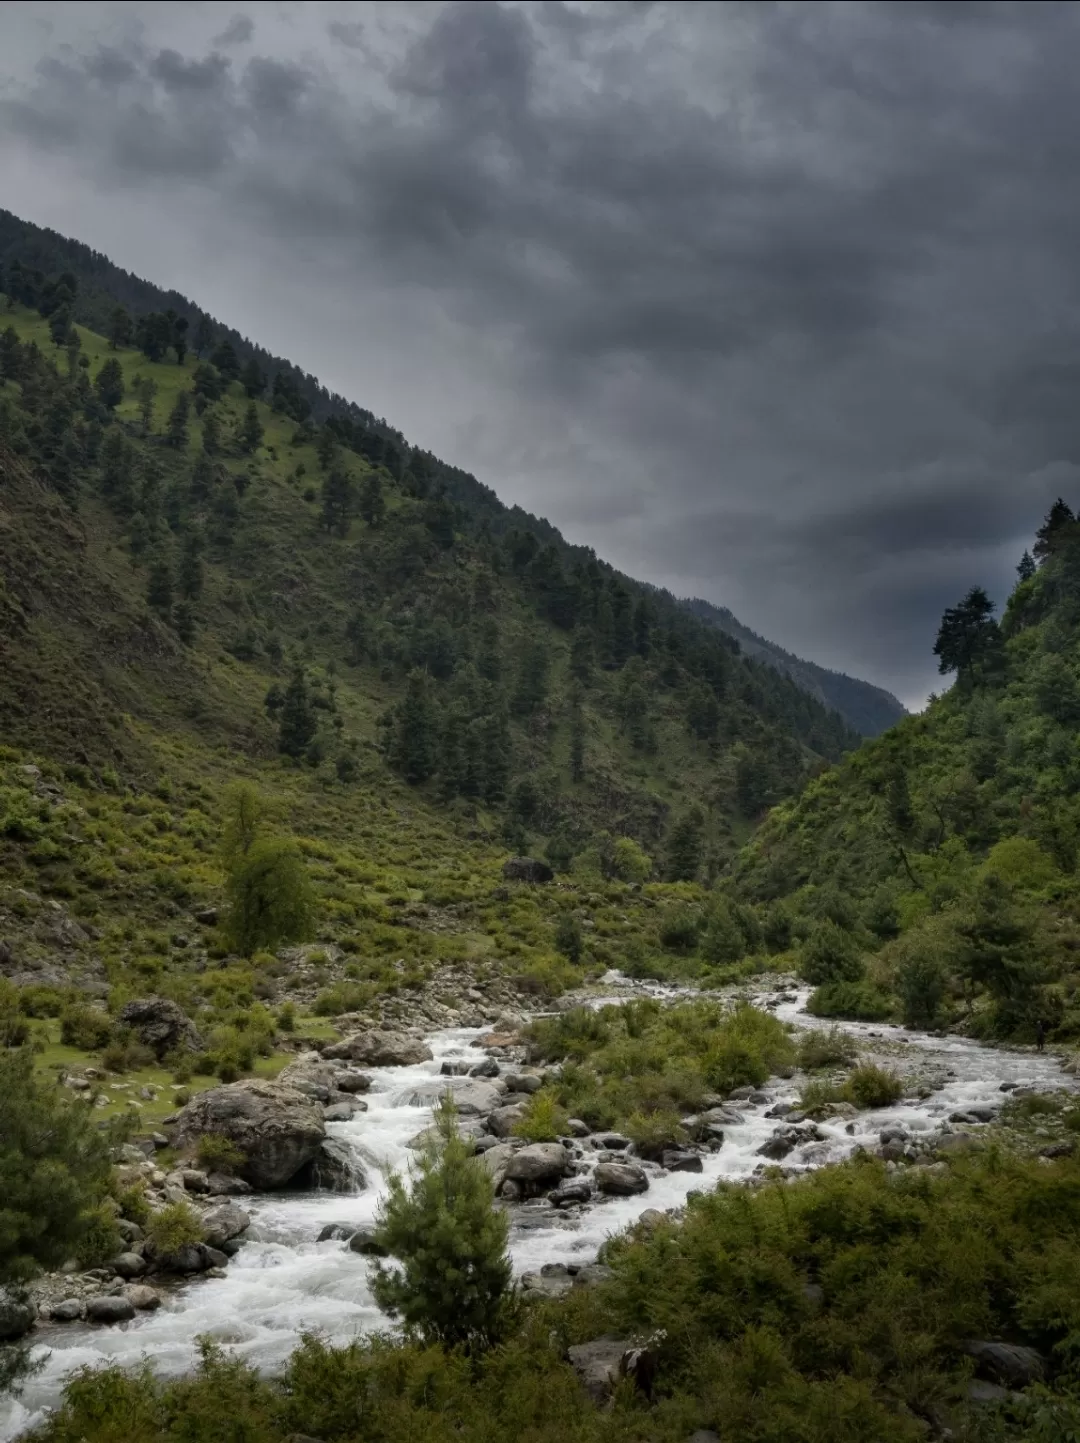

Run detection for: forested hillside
[[685, 597, 907, 737], [727, 511, 1080, 1040]]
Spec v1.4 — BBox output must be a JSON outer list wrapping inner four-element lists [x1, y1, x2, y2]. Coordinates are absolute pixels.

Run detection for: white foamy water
[[3, 989, 1076, 1439]]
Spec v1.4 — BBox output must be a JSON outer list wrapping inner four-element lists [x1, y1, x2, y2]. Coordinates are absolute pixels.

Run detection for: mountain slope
[[685, 596, 907, 737], [727, 512, 1080, 1040]]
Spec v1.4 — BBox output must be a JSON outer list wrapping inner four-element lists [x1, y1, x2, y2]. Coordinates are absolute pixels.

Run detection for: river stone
[[962, 1340, 1047, 1388], [125, 1285, 161, 1311], [662, 1150, 703, 1173], [298, 1136, 367, 1193], [573, 1264, 615, 1288], [49, 1299, 84, 1322], [154, 1244, 207, 1275], [474, 1142, 518, 1191], [317, 1222, 355, 1242], [594, 1161, 649, 1196], [323, 1103, 359, 1122], [109, 1252, 146, 1279], [0, 1291, 35, 1340], [348, 1228, 387, 1257], [172, 1079, 326, 1189], [592, 1133, 632, 1151], [335, 1072, 372, 1094], [550, 1178, 593, 1207], [201, 1203, 251, 1248], [522, 1264, 573, 1300], [86, 1296, 136, 1324], [118, 997, 203, 1058], [487, 1104, 527, 1137], [396, 1078, 503, 1115], [323, 1030, 433, 1067], [505, 1143, 570, 1184], [469, 1057, 501, 1079], [504, 1073, 542, 1094], [204, 1173, 254, 1197]]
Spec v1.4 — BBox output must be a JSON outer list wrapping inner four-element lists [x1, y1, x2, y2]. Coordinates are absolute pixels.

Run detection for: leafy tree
[[612, 836, 652, 883], [278, 668, 317, 758], [166, 390, 190, 448], [48, 307, 72, 347], [108, 304, 133, 350], [700, 901, 747, 964], [933, 586, 1000, 678], [224, 837, 316, 956], [359, 471, 385, 528], [665, 807, 704, 882], [320, 465, 354, 536], [220, 780, 267, 870], [241, 358, 264, 399], [240, 401, 263, 454], [955, 874, 1042, 1035], [135, 311, 174, 362], [93, 358, 124, 412], [371, 1097, 512, 1351]]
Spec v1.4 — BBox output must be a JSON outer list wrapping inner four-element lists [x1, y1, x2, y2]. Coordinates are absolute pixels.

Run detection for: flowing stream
[[3, 983, 1077, 1439]]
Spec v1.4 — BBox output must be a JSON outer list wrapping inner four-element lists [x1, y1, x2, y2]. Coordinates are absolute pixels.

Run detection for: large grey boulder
[[487, 1104, 527, 1138], [0, 1290, 35, 1340], [962, 1340, 1047, 1388], [502, 857, 554, 884], [118, 997, 203, 1059], [323, 1030, 433, 1067], [594, 1161, 649, 1196], [173, 1079, 326, 1189], [297, 1136, 367, 1193], [505, 1143, 571, 1185], [201, 1202, 251, 1248], [395, 1078, 503, 1116], [474, 1142, 518, 1192], [86, 1296, 136, 1325]]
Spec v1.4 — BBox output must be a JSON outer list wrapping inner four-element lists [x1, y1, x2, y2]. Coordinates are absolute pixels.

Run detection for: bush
[[657, 904, 701, 952], [845, 1064, 903, 1109], [699, 901, 746, 965], [224, 837, 316, 957], [101, 1038, 155, 1073], [371, 1099, 512, 1350], [797, 1027, 857, 1071], [799, 920, 864, 986], [195, 1133, 247, 1175], [896, 948, 948, 1030], [146, 1200, 205, 1256], [553, 911, 583, 963], [611, 837, 652, 883], [512, 1091, 568, 1143], [808, 980, 893, 1021], [59, 1005, 114, 1051]]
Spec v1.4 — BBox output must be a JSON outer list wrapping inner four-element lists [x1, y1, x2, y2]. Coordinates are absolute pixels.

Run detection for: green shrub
[[146, 1200, 205, 1256], [844, 1064, 903, 1109], [808, 980, 893, 1021], [59, 1005, 114, 1051], [195, 1133, 247, 1175], [657, 904, 701, 952], [101, 1038, 155, 1073], [75, 1202, 123, 1268], [553, 911, 583, 963], [699, 901, 746, 964], [611, 837, 652, 883], [512, 1091, 568, 1143], [797, 1026, 857, 1071], [371, 1099, 512, 1350], [799, 920, 864, 986], [225, 837, 316, 957]]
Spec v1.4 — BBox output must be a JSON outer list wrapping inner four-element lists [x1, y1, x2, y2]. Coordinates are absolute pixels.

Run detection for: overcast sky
[[3, 2, 1080, 707]]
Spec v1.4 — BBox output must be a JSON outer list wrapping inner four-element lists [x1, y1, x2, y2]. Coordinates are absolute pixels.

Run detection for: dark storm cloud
[[4, 1, 1080, 704]]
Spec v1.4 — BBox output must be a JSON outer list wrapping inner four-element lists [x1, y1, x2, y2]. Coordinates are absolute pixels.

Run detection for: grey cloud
[[4, 0, 1080, 705]]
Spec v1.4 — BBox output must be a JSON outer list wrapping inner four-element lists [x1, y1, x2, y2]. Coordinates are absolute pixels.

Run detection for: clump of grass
[[511, 1091, 568, 1143], [146, 1200, 205, 1257], [195, 1133, 247, 1175], [797, 1026, 858, 1071]]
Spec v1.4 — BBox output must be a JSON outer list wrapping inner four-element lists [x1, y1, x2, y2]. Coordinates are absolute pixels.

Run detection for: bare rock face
[[118, 997, 203, 1059], [322, 1030, 433, 1067], [502, 857, 554, 884], [173, 1079, 326, 1189]]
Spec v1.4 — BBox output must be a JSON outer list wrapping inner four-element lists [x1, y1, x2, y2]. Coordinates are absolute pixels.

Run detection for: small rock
[[486, 1104, 527, 1138], [317, 1223, 355, 1242], [323, 1031, 433, 1067], [86, 1296, 136, 1324], [967, 1380, 1010, 1405], [1041, 1140, 1076, 1159], [204, 1173, 254, 1197], [180, 1168, 210, 1193], [501, 857, 554, 884], [592, 1133, 632, 1151], [550, 1179, 593, 1207], [469, 1057, 500, 1079], [594, 1161, 649, 1196], [572, 1264, 615, 1288], [689, 1433, 721, 1443], [566, 1118, 590, 1138], [335, 1072, 372, 1094], [348, 1229, 387, 1257], [194, 908, 218, 926], [504, 1073, 542, 1094], [323, 1103, 358, 1123]]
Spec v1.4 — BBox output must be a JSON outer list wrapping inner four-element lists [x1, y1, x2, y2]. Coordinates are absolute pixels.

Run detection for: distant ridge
[[683, 597, 907, 737]]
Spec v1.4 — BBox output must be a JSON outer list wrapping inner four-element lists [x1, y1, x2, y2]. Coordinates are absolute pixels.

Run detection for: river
[[2, 981, 1075, 1439]]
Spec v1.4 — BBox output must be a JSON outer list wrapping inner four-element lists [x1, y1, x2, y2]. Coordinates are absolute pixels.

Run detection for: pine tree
[[316, 427, 338, 471], [278, 668, 317, 758], [179, 533, 204, 600], [1034, 498, 1075, 562], [392, 670, 439, 784], [512, 636, 549, 715], [210, 339, 240, 383], [241, 357, 264, 399], [108, 305, 133, 350], [93, 358, 124, 412], [192, 315, 214, 358], [134, 375, 157, 435], [240, 401, 263, 454], [174, 600, 195, 645], [201, 408, 221, 455], [359, 471, 385, 527], [320, 465, 354, 536], [665, 806, 704, 882], [166, 391, 190, 448], [568, 685, 586, 782], [371, 1097, 512, 1351], [147, 556, 173, 617], [1017, 550, 1036, 582], [933, 587, 1000, 678]]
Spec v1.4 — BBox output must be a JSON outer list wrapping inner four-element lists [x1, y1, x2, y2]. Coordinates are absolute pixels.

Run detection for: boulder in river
[[0, 1290, 35, 1340], [118, 997, 203, 1059], [49, 1299, 84, 1322], [505, 1143, 571, 1185], [487, 1104, 527, 1138], [594, 1161, 649, 1196], [323, 1030, 433, 1067], [173, 1079, 326, 1189], [201, 1202, 251, 1248], [296, 1136, 367, 1193], [86, 1296, 136, 1325]]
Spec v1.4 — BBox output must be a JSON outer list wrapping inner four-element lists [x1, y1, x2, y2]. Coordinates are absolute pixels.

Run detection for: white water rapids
[[3, 983, 1077, 1439]]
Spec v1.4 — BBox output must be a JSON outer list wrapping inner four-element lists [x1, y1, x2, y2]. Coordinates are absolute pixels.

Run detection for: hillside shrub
[[59, 1004, 114, 1051], [799, 920, 864, 986], [512, 1091, 568, 1143], [657, 904, 701, 952]]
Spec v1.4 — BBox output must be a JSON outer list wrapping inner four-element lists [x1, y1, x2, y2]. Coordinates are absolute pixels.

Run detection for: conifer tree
[[93, 358, 124, 412], [665, 806, 704, 882], [278, 668, 317, 758], [147, 556, 173, 618], [392, 670, 439, 784], [240, 401, 263, 454], [1017, 550, 1036, 583], [241, 357, 265, 399], [108, 305, 133, 350], [320, 465, 354, 536]]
